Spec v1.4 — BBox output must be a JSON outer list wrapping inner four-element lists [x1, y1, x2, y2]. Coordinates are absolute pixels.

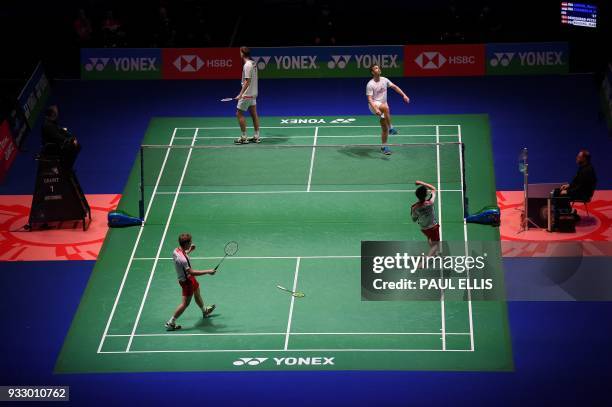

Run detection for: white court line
[[436, 124, 446, 351], [106, 332, 471, 337], [175, 124, 462, 130], [458, 125, 475, 351], [154, 189, 464, 195], [173, 134, 459, 140], [134, 255, 360, 261], [96, 128, 179, 354], [99, 348, 474, 354], [306, 127, 318, 191], [284, 257, 301, 350], [126, 128, 199, 352]]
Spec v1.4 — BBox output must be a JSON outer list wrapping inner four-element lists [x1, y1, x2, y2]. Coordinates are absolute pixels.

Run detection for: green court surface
[[56, 114, 513, 373]]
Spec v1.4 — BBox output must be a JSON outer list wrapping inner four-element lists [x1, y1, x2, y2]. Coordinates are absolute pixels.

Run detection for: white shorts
[[237, 97, 257, 111], [368, 101, 386, 117]]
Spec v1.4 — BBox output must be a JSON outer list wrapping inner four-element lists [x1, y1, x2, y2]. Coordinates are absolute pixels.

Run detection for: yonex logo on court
[[489, 53, 515, 67], [84, 58, 110, 72], [173, 55, 204, 72], [253, 56, 272, 70], [328, 55, 352, 69], [330, 118, 356, 124], [232, 357, 268, 366]]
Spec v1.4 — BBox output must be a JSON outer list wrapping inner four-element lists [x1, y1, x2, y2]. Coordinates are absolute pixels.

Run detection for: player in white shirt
[[366, 64, 410, 155], [235, 46, 261, 144], [165, 233, 217, 331]]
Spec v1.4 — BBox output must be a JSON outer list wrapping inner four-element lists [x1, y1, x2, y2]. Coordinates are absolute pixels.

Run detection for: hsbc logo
[[232, 357, 335, 367], [253, 56, 271, 70], [415, 52, 446, 69], [415, 52, 476, 69], [490, 52, 515, 67], [173, 55, 204, 72]]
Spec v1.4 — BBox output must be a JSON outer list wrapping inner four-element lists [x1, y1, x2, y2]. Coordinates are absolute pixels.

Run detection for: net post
[[139, 146, 145, 221]]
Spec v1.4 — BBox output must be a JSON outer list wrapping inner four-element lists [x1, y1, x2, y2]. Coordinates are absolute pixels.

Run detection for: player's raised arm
[[390, 83, 410, 103], [415, 180, 436, 192]]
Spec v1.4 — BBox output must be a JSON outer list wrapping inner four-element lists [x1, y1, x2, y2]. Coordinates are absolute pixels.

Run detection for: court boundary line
[[105, 332, 470, 337], [98, 349, 474, 354], [153, 189, 464, 195], [96, 127, 179, 354], [99, 121, 477, 355], [458, 125, 475, 350], [175, 124, 462, 130], [173, 134, 460, 140], [126, 128, 199, 352]]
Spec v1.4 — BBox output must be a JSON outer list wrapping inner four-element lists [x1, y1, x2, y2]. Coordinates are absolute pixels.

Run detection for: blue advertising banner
[[17, 62, 50, 130], [486, 42, 569, 75], [250, 46, 404, 78], [81, 48, 162, 79]]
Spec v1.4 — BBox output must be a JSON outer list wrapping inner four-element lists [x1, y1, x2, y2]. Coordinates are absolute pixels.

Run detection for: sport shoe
[[234, 136, 249, 144], [389, 127, 398, 135], [203, 304, 216, 318], [381, 146, 392, 155], [248, 136, 261, 143], [165, 321, 182, 331]]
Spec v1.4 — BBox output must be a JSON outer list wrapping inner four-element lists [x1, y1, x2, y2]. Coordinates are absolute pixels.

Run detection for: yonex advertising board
[[81, 48, 162, 80], [486, 43, 569, 75], [250, 46, 404, 78], [404, 44, 485, 77]]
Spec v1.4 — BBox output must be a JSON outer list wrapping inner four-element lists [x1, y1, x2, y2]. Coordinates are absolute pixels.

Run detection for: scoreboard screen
[[561, 2, 598, 28]]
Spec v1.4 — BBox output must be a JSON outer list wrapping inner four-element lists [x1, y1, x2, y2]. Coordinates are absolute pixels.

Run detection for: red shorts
[[421, 224, 440, 242], [179, 275, 199, 296]]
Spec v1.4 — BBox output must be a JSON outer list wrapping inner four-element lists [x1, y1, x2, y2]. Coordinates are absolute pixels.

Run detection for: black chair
[[571, 196, 592, 217]]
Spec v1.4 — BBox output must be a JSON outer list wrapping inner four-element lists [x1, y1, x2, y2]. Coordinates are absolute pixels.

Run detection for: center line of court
[[306, 126, 319, 192], [284, 257, 301, 350]]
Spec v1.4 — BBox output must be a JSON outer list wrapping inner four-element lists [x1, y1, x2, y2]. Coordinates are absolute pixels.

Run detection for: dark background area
[[1, 0, 610, 79], [0, 1, 611, 405]]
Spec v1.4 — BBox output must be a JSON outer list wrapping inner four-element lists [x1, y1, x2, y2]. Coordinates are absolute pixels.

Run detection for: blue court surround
[[0, 74, 611, 405]]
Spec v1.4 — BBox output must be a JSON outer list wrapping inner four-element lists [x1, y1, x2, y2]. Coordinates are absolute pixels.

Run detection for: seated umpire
[[41, 105, 80, 168], [559, 149, 597, 201]]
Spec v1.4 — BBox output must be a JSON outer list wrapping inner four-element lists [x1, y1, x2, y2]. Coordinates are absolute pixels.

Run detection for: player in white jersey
[[366, 64, 410, 155], [234, 46, 261, 144], [165, 233, 217, 331], [411, 181, 440, 256]]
